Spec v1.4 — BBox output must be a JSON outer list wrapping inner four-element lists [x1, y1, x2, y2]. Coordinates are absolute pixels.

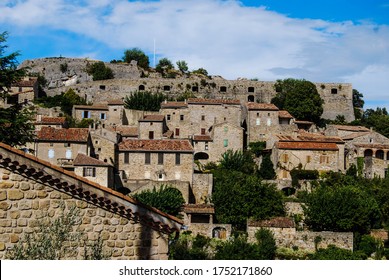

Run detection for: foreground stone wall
[[0, 167, 169, 260]]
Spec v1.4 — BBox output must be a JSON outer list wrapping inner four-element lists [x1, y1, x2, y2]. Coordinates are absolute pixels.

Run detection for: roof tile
[[73, 153, 112, 166], [247, 102, 279, 111], [37, 127, 89, 142]]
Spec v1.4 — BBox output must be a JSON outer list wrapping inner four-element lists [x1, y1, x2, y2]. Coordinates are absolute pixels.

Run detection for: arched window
[[212, 227, 227, 239], [364, 149, 373, 157], [194, 152, 209, 160], [376, 150, 384, 160], [248, 95, 254, 102], [138, 84, 145, 91]]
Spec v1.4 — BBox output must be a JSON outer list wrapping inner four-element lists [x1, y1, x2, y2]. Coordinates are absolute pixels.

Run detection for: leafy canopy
[[122, 48, 149, 69], [124, 91, 169, 112], [86, 61, 114, 81], [271, 78, 324, 124]]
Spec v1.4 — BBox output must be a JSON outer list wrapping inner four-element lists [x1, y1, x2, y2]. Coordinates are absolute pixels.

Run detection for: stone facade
[[0, 143, 182, 260]]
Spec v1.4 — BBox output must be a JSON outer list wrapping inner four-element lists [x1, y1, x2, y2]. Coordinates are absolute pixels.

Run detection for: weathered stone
[[0, 182, 14, 189], [107, 240, 115, 248], [9, 210, 20, 219], [8, 190, 24, 200], [112, 249, 123, 257], [31, 201, 39, 210], [19, 182, 31, 191], [76, 201, 88, 209], [111, 218, 119, 225], [100, 231, 110, 240], [0, 211, 7, 219], [120, 218, 129, 225], [0, 191, 6, 201], [10, 174, 23, 181], [0, 202, 11, 211], [0, 220, 12, 227], [49, 192, 62, 199], [39, 200, 50, 210], [2, 174, 9, 180], [119, 232, 129, 240], [124, 248, 134, 256], [37, 190, 48, 198], [0, 242, 5, 251], [21, 210, 32, 218], [17, 219, 27, 227], [10, 234, 19, 243], [25, 191, 37, 199], [82, 216, 91, 224], [126, 240, 134, 247], [91, 217, 102, 225], [116, 241, 125, 248], [94, 224, 103, 232], [97, 209, 106, 217]]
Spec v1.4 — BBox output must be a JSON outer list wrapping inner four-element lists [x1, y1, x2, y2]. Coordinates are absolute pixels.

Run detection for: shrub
[[86, 61, 114, 81], [124, 91, 170, 111]]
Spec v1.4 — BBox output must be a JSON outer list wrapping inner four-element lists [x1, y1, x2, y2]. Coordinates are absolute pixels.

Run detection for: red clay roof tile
[[247, 102, 279, 111], [37, 127, 89, 142], [73, 153, 112, 166], [139, 115, 165, 122], [277, 141, 339, 151], [188, 98, 241, 105]]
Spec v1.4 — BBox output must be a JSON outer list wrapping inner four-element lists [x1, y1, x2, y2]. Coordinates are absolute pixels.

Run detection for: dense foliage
[[258, 154, 276, 180], [308, 245, 364, 260], [132, 185, 185, 217], [124, 91, 169, 112], [86, 61, 114, 81], [212, 170, 285, 230], [156, 57, 175, 77], [176, 60, 188, 73], [248, 141, 266, 157], [219, 149, 257, 175], [169, 233, 211, 260], [122, 48, 150, 69], [351, 107, 389, 138], [271, 78, 324, 124], [0, 31, 35, 147]]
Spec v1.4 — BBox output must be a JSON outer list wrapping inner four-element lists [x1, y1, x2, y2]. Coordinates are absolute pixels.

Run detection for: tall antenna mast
[[153, 38, 156, 68]]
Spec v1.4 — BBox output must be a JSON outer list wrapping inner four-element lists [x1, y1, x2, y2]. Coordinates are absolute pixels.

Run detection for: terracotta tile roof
[[354, 143, 389, 149], [277, 141, 339, 151], [73, 153, 112, 166], [183, 204, 215, 214], [163, 130, 174, 138], [112, 126, 138, 137], [247, 102, 279, 111], [160, 101, 188, 108], [342, 132, 371, 140], [37, 127, 89, 143], [119, 139, 194, 152], [0, 142, 183, 233], [107, 99, 124, 105], [332, 125, 370, 132], [35, 116, 66, 125], [294, 120, 314, 125], [12, 77, 38, 87], [279, 110, 294, 119], [139, 115, 165, 122], [188, 98, 241, 105], [248, 217, 295, 228], [73, 104, 108, 110], [277, 133, 343, 143], [193, 135, 213, 141]]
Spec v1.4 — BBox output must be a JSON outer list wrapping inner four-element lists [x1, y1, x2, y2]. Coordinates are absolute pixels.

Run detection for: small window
[[175, 128, 180, 136], [282, 154, 289, 163], [180, 115, 184, 121], [256, 118, 260, 126], [48, 149, 55, 159], [306, 155, 311, 163], [158, 173, 164, 181], [50, 143, 54, 147], [149, 131, 154, 139], [167, 114, 171, 121], [201, 115, 205, 121], [220, 86, 227, 92], [139, 85, 145, 91], [158, 153, 164, 165], [331, 88, 338, 94], [145, 152, 151, 164], [201, 128, 206, 135], [83, 167, 96, 177], [100, 113, 106, 120], [205, 142, 209, 150], [267, 118, 271, 126], [64, 143, 70, 147], [163, 85, 171, 91], [224, 126, 228, 132], [223, 139, 228, 147], [248, 87, 254, 93], [99, 85, 106, 90], [175, 153, 181, 165], [124, 153, 129, 164], [18, 87, 23, 92], [83, 111, 90, 119], [65, 149, 72, 159], [248, 95, 255, 102], [192, 86, 198, 92]]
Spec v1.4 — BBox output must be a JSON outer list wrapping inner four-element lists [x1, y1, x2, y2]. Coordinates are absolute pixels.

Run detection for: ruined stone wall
[[186, 223, 232, 240], [192, 173, 213, 204], [124, 109, 160, 126], [0, 167, 169, 260], [247, 226, 353, 252]]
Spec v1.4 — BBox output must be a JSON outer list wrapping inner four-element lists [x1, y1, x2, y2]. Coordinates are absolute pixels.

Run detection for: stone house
[[89, 128, 119, 167], [192, 122, 244, 163], [34, 115, 67, 131], [34, 127, 92, 170], [117, 139, 194, 196], [73, 104, 109, 127], [1, 77, 38, 108], [246, 102, 296, 147], [74, 153, 114, 188], [138, 115, 171, 140], [0, 142, 183, 259], [273, 132, 345, 181]]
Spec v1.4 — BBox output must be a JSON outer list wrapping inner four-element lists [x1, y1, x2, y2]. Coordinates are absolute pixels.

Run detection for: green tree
[[258, 154, 276, 180], [86, 61, 114, 81], [123, 48, 150, 69], [169, 232, 211, 260], [132, 185, 185, 217], [219, 149, 256, 175], [353, 107, 389, 138], [303, 184, 382, 233], [176, 60, 188, 73], [309, 245, 364, 260], [0, 31, 35, 147], [212, 170, 285, 230], [271, 78, 324, 124], [124, 91, 169, 112], [156, 58, 174, 75], [352, 89, 364, 119], [192, 68, 208, 77]]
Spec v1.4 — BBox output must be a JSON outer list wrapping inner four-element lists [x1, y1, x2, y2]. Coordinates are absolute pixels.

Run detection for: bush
[[248, 141, 266, 157], [169, 232, 211, 260], [123, 48, 149, 69], [86, 61, 114, 81], [124, 91, 170, 111], [219, 149, 256, 175], [309, 245, 364, 260], [258, 154, 276, 180]]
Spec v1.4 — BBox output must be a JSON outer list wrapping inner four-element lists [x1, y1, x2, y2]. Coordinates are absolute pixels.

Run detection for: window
[[331, 88, 338, 94], [201, 128, 206, 135], [201, 115, 205, 121], [18, 87, 23, 92], [256, 118, 260, 126], [83, 167, 96, 177], [248, 87, 254, 93], [192, 86, 198, 92], [175, 128, 180, 136], [282, 170, 288, 179], [64, 143, 70, 147], [48, 149, 55, 159], [167, 114, 171, 121], [99, 85, 106, 90], [100, 113, 106, 120], [320, 155, 329, 164], [158, 173, 164, 181], [158, 153, 164, 165], [224, 126, 228, 132], [223, 139, 228, 147], [248, 95, 255, 102], [124, 153, 129, 164], [163, 85, 171, 91], [148, 131, 154, 139], [267, 118, 271, 126], [306, 155, 311, 163], [205, 142, 209, 150], [220, 86, 227, 92], [145, 152, 151, 164], [180, 115, 184, 121], [139, 85, 145, 91], [50, 143, 54, 147], [83, 111, 90, 119], [282, 154, 289, 163], [175, 153, 181, 165], [65, 149, 72, 159]]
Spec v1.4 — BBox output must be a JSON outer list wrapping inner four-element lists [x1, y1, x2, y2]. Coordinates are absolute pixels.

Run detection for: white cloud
[[1, 0, 388, 107]]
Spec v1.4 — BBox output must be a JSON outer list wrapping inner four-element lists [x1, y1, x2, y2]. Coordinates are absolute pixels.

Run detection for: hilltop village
[[1, 57, 388, 259]]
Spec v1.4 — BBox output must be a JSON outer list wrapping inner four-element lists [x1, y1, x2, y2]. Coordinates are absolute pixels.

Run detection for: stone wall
[[192, 173, 213, 204], [186, 223, 232, 240], [247, 225, 353, 252], [0, 167, 169, 259]]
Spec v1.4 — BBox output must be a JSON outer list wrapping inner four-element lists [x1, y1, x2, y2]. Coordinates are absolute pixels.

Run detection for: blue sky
[[1, 0, 388, 109]]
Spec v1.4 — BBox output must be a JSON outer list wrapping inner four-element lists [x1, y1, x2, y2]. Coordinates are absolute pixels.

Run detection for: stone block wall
[[192, 174, 213, 204], [0, 167, 169, 260]]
